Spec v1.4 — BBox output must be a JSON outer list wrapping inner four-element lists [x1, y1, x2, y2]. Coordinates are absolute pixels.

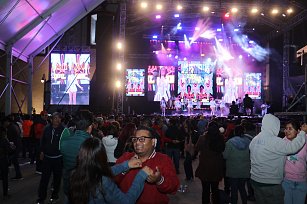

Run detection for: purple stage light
[[156, 15, 161, 19], [175, 55, 178, 59], [216, 28, 221, 32], [234, 28, 239, 32], [153, 35, 158, 39], [174, 14, 180, 18]]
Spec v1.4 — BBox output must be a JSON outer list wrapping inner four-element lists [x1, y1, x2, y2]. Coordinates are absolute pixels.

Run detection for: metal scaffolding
[[116, 2, 126, 114]]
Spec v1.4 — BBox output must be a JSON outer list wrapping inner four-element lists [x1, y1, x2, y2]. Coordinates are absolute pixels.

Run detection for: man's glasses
[[131, 136, 153, 143]]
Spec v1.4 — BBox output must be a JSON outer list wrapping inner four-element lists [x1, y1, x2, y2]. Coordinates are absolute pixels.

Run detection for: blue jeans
[[282, 179, 307, 204]]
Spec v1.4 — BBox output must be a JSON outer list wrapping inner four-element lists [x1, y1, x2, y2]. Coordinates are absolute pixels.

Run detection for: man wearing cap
[[36, 112, 64, 204], [115, 125, 179, 204]]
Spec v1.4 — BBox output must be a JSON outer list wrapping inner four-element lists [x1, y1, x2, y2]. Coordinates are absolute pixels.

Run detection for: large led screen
[[177, 60, 214, 104], [126, 69, 145, 96], [244, 73, 261, 99], [147, 65, 175, 101], [50, 53, 91, 105]]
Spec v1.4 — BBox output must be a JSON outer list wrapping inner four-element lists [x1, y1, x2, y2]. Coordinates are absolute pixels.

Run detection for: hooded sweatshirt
[[249, 114, 306, 184], [223, 136, 251, 178], [102, 135, 118, 163]]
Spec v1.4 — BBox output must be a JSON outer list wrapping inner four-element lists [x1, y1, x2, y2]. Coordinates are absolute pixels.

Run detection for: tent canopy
[[0, 0, 105, 62]]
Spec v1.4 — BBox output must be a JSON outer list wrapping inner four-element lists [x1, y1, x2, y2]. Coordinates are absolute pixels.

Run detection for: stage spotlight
[[156, 4, 162, 10], [183, 57, 187, 61], [116, 42, 123, 50], [177, 4, 183, 11], [115, 80, 121, 88], [174, 14, 180, 18], [224, 12, 230, 18], [152, 35, 158, 39], [234, 28, 239, 32], [201, 53, 205, 57], [239, 55, 243, 59], [116, 63, 122, 70], [216, 28, 221, 32], [41, 74, 46, 83], [261, 13, 264, 16], [287, 8, 293, 14], [140, 2, 148, 9], [203, 6, 210, 12], [252, 28, 255, 30], [271, 9, 279, 15], [282, 13, 286, 17], [231, 8, 238, 13], [195, 27, 200, 31], [175, 55, 178, 59], [155, 15, 161, 19], [251, 8, 258, 14], [218, 39, 223, 42]]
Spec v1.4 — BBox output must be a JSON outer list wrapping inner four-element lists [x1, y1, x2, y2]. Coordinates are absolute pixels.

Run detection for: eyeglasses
[[131, 136, 153, 143]]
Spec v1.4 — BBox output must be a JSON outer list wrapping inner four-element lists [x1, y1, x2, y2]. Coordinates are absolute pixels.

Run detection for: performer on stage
[[66, 69, 83, 105], [209, 98, 216, 116], [187, 99, 193, 115], [261, 101, 270, 116], [175, 97, 181, 112], [160, 97, 167, 116], [220, 98, 226, 116], [243, 94, 254, 115]]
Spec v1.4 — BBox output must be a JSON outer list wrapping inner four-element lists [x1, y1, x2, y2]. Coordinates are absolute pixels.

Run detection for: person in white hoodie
[[102, 125, 119, 166], [249, 114, 307, 204]]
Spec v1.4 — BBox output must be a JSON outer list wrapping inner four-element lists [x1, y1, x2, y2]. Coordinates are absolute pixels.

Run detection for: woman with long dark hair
[[195, 121, 225, 204], [114, 123, 136, 159], [69, 137, 152, 204]]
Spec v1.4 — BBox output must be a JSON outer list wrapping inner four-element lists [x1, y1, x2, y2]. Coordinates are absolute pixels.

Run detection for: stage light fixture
[[287, 8, 293, 14], [218, 39, 223, 42], [216, 28, 221, 32], [156, 4, 162, 10], [231, 8, 238, 13], [116, 63, 122, 70], [234, 28, 239, 32], [203, 6, 210, 12], [271, 9, 279, 15], [183, 57, 187, 61], [239, 55, 243, 59], [195, 27, 200, 31], [251, 8, 258, 14], [261, 13, 264, 16], [282, 13, 286, 17], [224, 12, 230, 18], [175, 55, 178, 59], [140, 2, 148, 9], [201, 53, 205, 57], [174, 14, 180, 18], [41, 74, 46, 83], [177, 4, 182, 11], [116, 42, 123, 50], [155, 15, 161, 19], [115, 80, 121, 88], [152, 35, 158, 39]]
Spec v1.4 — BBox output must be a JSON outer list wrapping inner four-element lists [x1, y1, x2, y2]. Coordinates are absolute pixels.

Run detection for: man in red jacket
[[116, 126, 179, 204]]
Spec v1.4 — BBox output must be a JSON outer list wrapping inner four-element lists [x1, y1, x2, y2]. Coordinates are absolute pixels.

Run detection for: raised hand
[[128, 155, 142, 169], [146, 166, 162, 184], [141, 166, 154, 176]]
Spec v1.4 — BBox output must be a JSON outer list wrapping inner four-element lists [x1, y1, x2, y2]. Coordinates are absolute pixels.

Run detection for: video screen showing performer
[[244, 73, 261, 99], [147, 65, 175, 101], [177, 60, 214, 105], [50, 53, 91, 105], [126, 69, 145, 96]]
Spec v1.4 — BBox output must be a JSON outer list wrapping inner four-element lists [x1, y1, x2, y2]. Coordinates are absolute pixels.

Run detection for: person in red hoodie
[[115, 125, 179, 204]]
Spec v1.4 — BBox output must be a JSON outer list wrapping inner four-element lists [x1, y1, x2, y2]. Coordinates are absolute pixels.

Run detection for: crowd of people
[[0, 111, 306, 204]]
